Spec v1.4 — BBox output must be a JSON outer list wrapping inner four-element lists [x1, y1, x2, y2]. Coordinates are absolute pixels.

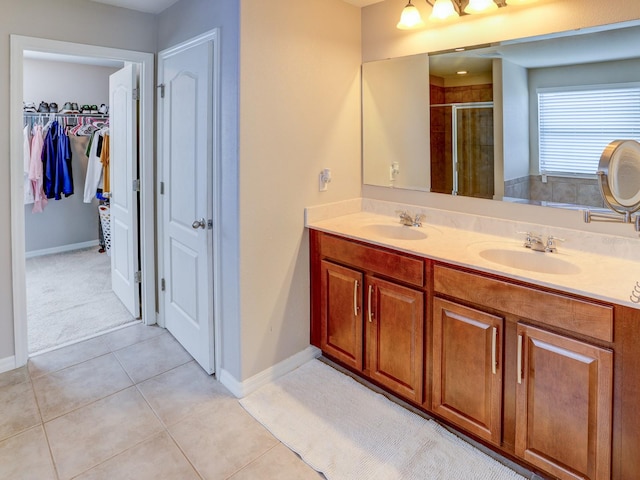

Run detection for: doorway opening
[[22, 54, 137, 354], [10, 36, 156, 366]]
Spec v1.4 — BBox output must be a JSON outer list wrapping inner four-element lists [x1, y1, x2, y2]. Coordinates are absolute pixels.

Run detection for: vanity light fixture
[[464, 0, 499, 14], [397, 0, 426, 29], [397, 0, 538, 30], [430, 0, 459, 20]]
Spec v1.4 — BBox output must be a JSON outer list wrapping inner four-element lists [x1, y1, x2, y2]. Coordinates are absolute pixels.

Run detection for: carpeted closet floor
[[26, 247, 137, 354]]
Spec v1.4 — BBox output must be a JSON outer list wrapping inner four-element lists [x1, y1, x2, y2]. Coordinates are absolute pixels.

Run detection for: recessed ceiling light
[[457, 70, 468, 75]]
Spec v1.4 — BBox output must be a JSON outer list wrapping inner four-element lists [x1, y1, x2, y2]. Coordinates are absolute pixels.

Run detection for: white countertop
[[305, 201, 640, 310]]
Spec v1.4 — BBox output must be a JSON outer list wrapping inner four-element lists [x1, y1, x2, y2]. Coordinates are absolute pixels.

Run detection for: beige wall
[[361, 0, 640, 237], [0, 0, 157, 363], [239, 0, 362, 379]]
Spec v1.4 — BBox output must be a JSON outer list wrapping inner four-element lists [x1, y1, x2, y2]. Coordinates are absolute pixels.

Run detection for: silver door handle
[[491, 327, 497, 375], [517, 334, 523, 384], [192, 218, 206, 229]]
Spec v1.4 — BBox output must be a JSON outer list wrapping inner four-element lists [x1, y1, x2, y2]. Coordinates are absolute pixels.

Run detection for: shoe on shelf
[[90, 105, 99, 114], [71, 102, 79, 113], [24, 102, 36, 113], [37, 102, 49, 113], [81, 105, 91, 114], [61, 102, 74, 114], [98, 104, 109, 115], [49, 102, 59, 113]]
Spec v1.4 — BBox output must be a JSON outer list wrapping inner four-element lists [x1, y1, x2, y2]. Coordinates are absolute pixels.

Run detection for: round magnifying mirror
[[598, 140, 640, 214]]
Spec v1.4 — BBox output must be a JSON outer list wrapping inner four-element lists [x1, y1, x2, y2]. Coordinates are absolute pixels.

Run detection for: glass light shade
[[397, 2, 425, 30], [464, 0, 499, 14], [430, 0, 459, 20]]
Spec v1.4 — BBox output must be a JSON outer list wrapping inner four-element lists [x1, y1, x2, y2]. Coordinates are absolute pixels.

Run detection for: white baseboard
[[25, 240, 100, 259], [219, 345, 321, 398], [0, 356, 16, 375]]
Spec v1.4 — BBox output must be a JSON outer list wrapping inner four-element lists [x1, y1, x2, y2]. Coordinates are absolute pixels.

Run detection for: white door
[[109, 64, 141, 318], [159, 34, 216, 374]]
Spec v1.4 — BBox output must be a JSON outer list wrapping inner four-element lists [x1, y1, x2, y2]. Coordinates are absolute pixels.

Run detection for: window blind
[[538, 85, 640, 175]]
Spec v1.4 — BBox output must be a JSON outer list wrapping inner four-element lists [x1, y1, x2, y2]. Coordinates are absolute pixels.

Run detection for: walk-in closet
[[23, 54, 138, 354]]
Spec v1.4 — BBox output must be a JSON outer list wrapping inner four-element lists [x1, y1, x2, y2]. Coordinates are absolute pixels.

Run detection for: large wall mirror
[[362, 21, 640, 209]]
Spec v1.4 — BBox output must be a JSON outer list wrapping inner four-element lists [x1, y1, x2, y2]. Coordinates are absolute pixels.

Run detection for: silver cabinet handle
[[353, 280, 359, 317], [491, 327, 497, 375], [367, 284, 374, 323], [517, 334, 523, 384], [192, 218, 206, 229]]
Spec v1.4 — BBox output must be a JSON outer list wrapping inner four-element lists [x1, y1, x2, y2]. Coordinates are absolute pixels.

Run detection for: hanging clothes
[[42, 120, 73, 200], [100, 133, 110, 194], [29, 123, 48, 213], [23, 124, 35, 205], [84, 130, 104, 203]]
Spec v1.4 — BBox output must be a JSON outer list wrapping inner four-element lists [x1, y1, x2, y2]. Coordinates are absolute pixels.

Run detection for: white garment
[[29, 124, 47, 214], [83, 132, 104, 203], [23, 125, 35, 205]]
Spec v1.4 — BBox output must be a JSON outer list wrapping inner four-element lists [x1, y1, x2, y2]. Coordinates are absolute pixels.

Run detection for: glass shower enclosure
[[430, 102, 494, 199]]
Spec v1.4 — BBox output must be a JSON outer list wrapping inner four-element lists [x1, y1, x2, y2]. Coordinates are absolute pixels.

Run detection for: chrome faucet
[[522, 232, 546, 252], [544, 235, 565, 253], [520, 232, 565, 253], [396, 210, 425, 227]]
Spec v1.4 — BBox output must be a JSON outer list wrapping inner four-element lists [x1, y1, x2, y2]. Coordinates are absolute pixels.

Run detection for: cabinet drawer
[[434, 264, 613, 342], [319, 233, 424, 288]]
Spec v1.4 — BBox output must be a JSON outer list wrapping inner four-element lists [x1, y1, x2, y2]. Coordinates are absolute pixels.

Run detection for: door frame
[[156, 29, 222, 374], [9, 35, 156, 367]]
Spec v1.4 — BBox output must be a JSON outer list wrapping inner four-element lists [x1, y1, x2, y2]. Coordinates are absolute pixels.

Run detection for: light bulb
[[464, 0, 499, 14], [397, 1, 425, 30], [430, 0, 458, 20]]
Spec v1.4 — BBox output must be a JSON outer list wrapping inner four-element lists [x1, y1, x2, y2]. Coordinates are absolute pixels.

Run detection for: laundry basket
[[98, 205, 112, 256]]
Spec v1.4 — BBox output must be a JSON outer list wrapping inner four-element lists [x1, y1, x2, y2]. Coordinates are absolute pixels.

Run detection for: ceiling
[[89, 0, 180, 14], [429, 24, 640, 77], [89, 0, 383, 14]]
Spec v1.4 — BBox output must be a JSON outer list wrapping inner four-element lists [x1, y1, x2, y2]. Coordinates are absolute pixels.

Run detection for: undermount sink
[[475, 245, 581, 275], [359, 224, 428, 241]]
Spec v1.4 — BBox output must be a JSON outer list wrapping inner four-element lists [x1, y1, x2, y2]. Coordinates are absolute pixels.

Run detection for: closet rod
[[23, 112, 109, 118]]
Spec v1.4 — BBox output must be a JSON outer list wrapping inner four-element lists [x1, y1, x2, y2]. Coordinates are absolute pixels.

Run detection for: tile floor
[[0, 323, 322, 480]]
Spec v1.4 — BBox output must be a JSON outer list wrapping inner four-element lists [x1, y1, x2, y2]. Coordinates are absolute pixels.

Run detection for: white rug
[[240, 360, 525, 480], [26, 247, 136, 353]]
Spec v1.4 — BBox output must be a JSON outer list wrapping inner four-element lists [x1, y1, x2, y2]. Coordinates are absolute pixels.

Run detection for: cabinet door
[[367, 277, 424, 403], [516, 324, 613, 480], [432, 298, 503, 445], [320, 261, 363, 370]]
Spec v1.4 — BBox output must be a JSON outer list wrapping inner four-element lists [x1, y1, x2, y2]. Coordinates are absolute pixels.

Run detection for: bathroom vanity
[[307, 203, 640, 480]]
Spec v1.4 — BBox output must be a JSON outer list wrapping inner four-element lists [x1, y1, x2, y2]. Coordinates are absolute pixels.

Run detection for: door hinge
[[160, 181, 165, 195], [133, 179, 140, 192], [134, 271, 142, 283], [132, 88, 140, 101], [161, 278, 166, 292], [157, 83, 165, 99]]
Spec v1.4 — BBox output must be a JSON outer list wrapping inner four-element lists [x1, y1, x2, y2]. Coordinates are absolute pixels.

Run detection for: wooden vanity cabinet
[[319, 260, 363, 370], [311, 230, 425, 403], [366, 276, 424, 402], [309, 230, 638, 479], [433, 264, 614, 480], [432, 297, 503, 446], [515, 324, 613, 480]]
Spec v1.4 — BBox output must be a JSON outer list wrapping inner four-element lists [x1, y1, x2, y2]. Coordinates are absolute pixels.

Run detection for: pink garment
[[29, 124, 48, 213], [23, 125, 35, 205]]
